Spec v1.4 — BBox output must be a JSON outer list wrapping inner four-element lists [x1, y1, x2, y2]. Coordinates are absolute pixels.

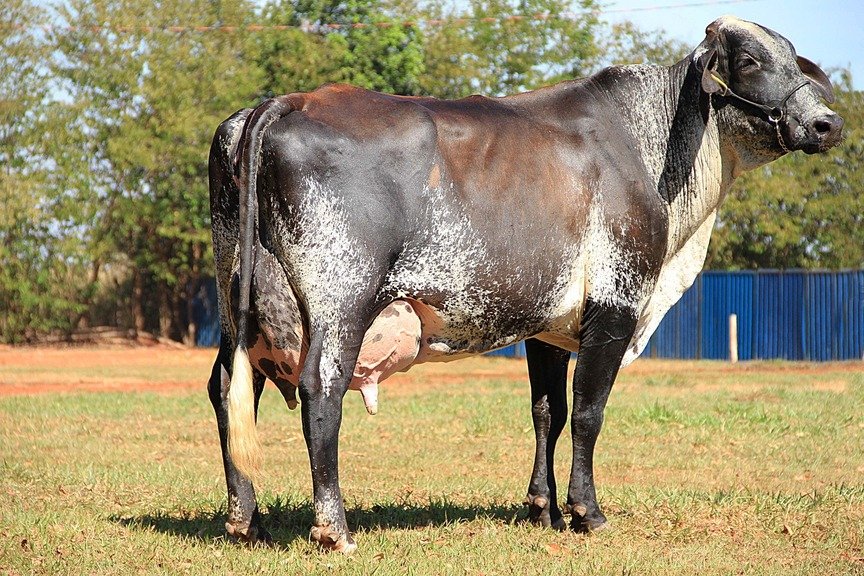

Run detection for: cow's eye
[[737, 55, 759, 71]]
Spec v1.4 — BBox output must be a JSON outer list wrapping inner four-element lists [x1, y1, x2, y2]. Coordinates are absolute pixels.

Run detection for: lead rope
[[709, 72, 809, 154]]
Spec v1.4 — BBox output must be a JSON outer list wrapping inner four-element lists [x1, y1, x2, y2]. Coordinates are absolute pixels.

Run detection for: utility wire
[[4, 0, 762, 34]]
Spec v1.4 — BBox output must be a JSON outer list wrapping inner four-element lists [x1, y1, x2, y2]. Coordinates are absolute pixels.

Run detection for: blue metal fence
[[192, 270, 864, 361], [463, 270, 863, 361], [191, 278, 220, 347], [645, 270, 864, 361]]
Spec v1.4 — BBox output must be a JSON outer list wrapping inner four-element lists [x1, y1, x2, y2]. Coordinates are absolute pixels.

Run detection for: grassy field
[[1, 347, 863, 575]]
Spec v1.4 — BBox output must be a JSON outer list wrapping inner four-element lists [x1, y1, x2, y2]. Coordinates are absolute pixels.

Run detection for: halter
[[708, 72, 811, 153]]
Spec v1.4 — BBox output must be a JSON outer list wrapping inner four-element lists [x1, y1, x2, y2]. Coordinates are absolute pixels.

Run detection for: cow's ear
[[699, 48, 725, 94], [797, 56, 835, 103], [695, 23, 726, 95]]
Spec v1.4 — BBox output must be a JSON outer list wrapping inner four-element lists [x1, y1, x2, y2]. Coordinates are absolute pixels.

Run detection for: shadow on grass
[[111, 497, 525, 548]]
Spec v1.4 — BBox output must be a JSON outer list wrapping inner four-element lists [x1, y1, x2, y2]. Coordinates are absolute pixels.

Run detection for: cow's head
[[694, 16, 843, 164]]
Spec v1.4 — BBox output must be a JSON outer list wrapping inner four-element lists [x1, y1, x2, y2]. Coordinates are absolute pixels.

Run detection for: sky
[[600, 0, 862, 88]]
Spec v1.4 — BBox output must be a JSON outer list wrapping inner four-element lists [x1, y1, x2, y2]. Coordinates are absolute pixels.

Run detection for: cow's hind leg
[[524, 338, 569, 530], [566, 299, 636, 532], [299, 319, 369, 553], [208, 341, 269, 544]]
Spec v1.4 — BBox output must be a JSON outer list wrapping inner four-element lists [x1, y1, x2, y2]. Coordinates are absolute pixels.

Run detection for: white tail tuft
[[228, 346, 262, 482]]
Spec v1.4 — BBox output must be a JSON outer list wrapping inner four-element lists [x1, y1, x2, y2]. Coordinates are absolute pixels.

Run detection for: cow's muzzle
[[785, 112, 844, 154]]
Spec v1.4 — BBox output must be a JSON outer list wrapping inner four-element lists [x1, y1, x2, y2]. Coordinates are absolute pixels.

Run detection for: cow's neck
[[610, 58, 736, 258]]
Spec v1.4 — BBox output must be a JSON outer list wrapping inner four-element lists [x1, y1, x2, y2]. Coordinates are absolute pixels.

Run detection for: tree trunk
[[184, 242, 203, 346], [132, 267, 146, 334], [74, 259, 101, 329], [159, 283, 173, 339], [184, 280, 197, 347], [172, 280, 186, 344]]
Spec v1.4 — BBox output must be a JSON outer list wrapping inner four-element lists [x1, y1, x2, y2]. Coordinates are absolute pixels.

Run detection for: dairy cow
[[207, 16, 843, 552]]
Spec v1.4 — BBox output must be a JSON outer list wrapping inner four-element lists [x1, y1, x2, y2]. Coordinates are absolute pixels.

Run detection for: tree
[[707, 73, 864, 269], [419, 0, 602, 98], [0, 0, 89, 342], [254, 1, 346, 97], [50, 0, 264, 341], [258, 0, 425, 96], [594, 20, 690, 68]]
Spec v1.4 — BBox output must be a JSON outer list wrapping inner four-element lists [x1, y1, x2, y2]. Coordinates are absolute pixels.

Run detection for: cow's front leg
[[567, 299, 637, 532], [299, 324, 364, 554], [524, 338, 569, 530], [208, 342, 269, 544]]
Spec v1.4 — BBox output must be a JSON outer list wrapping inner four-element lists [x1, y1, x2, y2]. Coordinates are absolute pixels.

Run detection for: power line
[[5, 0, 762, 34], [603, 0, 760, 14]]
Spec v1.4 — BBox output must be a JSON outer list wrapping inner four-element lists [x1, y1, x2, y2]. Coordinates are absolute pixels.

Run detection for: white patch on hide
[[582, 201, 646, 310], [228, 492, 245, 524], [428, 342, 453, 354], [716, 16, 781, 52], [613, 64, 724, 258], [546, 197, 646, 335], [314, 491, 342, 524], [276, 177, 371, 397], [545, 252, 586, 339], [383, 184, 493, 335], [594, 64, 727, 363], [623, 210, 717, 366]]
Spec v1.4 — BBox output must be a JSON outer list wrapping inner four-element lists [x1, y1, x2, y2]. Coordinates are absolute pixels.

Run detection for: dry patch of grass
[[1, 348, 863, 574]]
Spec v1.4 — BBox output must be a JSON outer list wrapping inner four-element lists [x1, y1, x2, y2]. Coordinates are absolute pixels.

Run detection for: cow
[[207, 16, 843, 553]]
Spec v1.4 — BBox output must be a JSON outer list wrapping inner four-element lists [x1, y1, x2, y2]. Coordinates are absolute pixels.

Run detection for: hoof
[[574, 518, 610, 532], [311, 524, 357, 554], [551, 517, 568, 531], [524, 494, 566, 531], [226, 521, 272, 545], [566, 503, 609, 533]]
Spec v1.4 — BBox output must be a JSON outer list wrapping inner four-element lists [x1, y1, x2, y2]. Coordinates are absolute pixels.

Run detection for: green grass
[[1, 354, 863, 575]]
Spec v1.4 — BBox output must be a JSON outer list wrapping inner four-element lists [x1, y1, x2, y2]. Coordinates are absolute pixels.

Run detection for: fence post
[[729, 313, 738, 363]]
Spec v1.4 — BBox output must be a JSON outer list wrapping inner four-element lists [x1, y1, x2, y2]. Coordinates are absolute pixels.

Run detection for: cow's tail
[[227, 96, 296, 482]]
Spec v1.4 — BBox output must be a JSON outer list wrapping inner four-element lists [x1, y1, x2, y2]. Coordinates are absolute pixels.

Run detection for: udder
[[350, 300, 422, 414], [249, 298, 427, 415]]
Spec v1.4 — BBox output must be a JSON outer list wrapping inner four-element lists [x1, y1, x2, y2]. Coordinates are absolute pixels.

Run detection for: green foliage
[[254, 2, 345, 96], [708, 76, 864, 269], [0, 0, 89, 341], [48, 0, 264, 339], [325, 1, 425, 95], [258, 0, 425, 96], [420, 0, 602, 98], [596, 20, 690, 67]]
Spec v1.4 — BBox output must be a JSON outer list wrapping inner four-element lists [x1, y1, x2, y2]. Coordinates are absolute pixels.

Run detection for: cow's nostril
[[809, 113, 843, 138], [814, 120, 832, 134]]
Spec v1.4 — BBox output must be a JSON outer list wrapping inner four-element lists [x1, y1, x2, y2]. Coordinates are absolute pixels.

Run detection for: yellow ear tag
[[710, 72, 730, 96]]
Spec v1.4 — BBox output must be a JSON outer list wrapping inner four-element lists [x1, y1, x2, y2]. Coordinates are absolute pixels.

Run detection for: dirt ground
[[0, 345, 527, 396], [0, 344, 861, 397]]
